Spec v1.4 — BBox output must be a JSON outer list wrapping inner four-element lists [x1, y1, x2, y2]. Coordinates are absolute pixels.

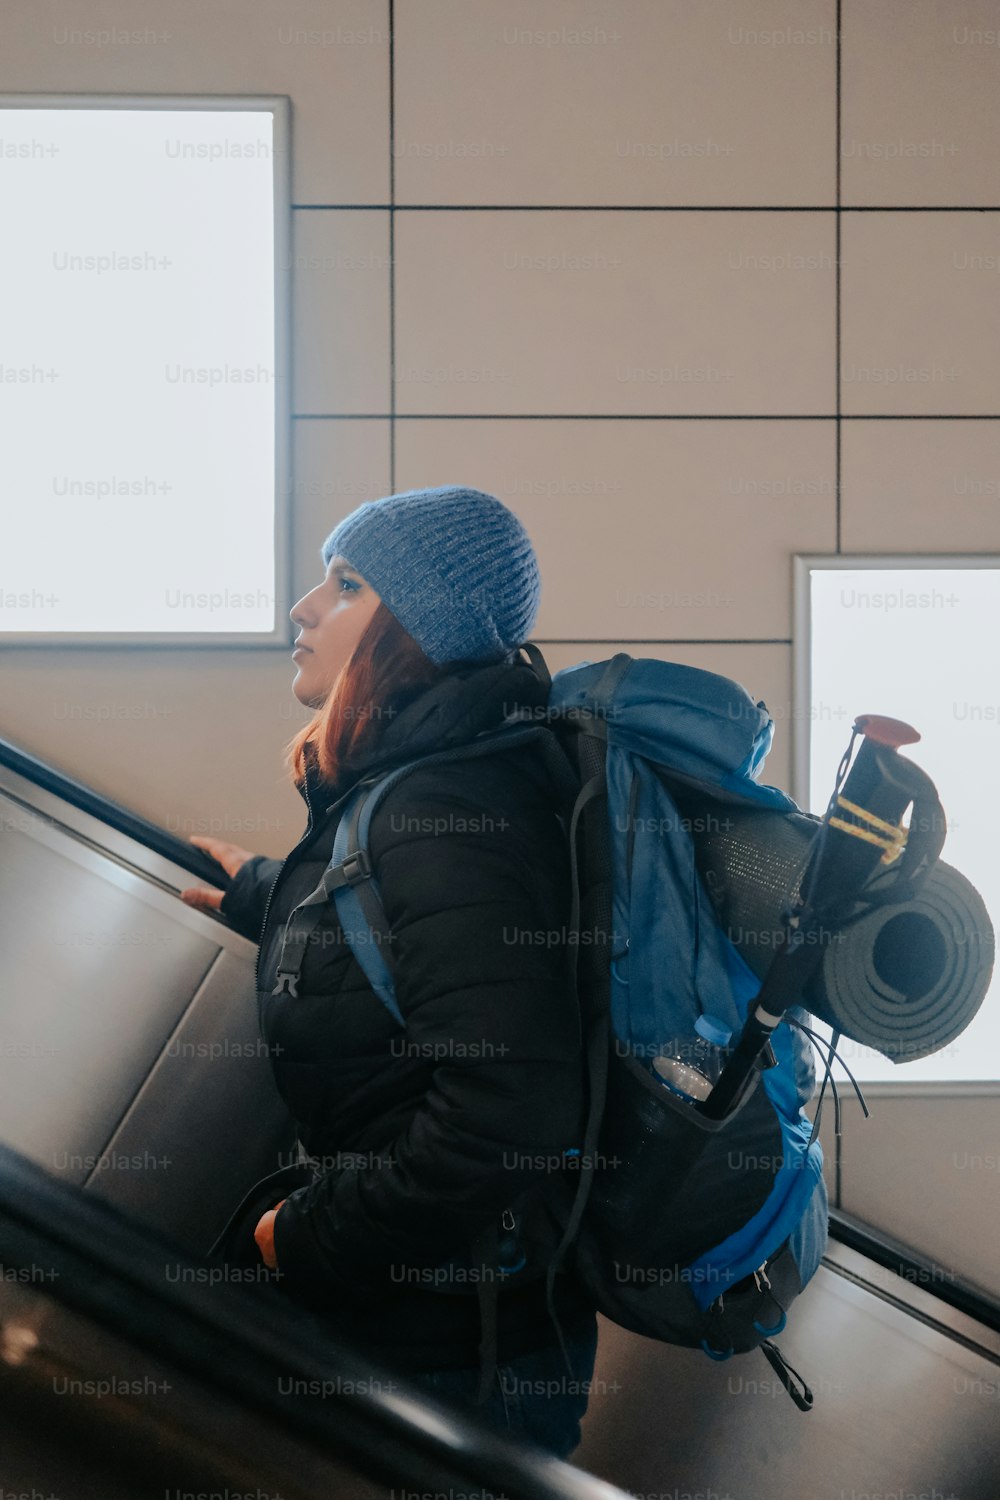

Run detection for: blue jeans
[[403, 1310, 599, 1461]]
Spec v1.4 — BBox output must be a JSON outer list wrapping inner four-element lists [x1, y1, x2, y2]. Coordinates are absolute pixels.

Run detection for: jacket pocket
[[207, 1161, 318, 1267]]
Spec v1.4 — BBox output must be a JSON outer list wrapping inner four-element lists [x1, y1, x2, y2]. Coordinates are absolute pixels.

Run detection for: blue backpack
[[271, 647, 828, 1409]]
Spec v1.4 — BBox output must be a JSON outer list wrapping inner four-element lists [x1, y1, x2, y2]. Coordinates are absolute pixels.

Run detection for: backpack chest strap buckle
[[321, 848, 372, 892]]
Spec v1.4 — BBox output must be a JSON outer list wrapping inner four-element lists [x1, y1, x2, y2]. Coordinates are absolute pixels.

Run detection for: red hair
[[283, 600, 453, 791]]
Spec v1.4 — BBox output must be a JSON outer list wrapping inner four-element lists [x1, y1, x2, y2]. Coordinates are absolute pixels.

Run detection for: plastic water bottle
[[652, 1014, 733, 1103]]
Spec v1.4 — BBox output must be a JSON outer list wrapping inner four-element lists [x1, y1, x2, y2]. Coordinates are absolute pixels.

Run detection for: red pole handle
[[853, 714, 920, 749]]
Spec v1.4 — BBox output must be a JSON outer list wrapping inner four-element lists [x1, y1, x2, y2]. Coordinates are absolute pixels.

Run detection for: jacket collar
[[299, 652, 550, 810]]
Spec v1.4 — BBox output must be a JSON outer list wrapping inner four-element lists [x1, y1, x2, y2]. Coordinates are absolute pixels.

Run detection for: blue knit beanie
[[320, 485, 541, 665]]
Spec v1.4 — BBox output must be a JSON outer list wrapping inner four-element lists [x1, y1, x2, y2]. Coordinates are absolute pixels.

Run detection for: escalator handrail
[[0, 1141, 619, 1499], [828, 1207, 1000, 1336], [0, 733, 237, 890]]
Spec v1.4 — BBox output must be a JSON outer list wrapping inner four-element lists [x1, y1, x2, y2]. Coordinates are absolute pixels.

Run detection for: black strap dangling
[[760, 1340, 814, 1412]]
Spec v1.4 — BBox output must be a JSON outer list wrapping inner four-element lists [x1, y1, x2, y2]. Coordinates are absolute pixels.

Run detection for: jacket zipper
[[253, 764, 375, 992], [254, 768, 318, 991]]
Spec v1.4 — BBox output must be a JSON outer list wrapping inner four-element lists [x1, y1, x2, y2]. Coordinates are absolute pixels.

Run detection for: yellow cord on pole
[[828, 794, 907, 864]]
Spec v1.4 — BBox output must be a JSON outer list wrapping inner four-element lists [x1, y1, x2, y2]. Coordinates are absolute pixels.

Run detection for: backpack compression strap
[[537, 653, 634, 1376]]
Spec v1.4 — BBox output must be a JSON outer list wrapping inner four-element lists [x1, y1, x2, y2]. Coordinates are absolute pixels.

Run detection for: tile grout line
[[291, 413, 1000, 422], [388, 0, 396, 492], [834, 0, 844, 1214], [292, 204, 1000, 213], [836, 0, 842, 557]]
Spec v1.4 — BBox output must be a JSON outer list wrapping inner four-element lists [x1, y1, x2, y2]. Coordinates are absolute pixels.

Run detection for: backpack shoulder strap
[[270, 723, 568, 1028]]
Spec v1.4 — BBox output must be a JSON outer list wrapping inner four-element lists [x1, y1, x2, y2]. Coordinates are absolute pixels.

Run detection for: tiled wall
[[4, 0, 1000, 847]]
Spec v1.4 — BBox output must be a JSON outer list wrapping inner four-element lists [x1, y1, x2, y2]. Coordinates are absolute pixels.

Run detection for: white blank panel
[[1, 104, 283, 639], [802, 561, 1000, 1084]]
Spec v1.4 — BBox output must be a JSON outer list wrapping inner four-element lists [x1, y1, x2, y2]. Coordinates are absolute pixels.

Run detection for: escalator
[[0, 733, 294, 1254], [1, 734, 998, 1498]]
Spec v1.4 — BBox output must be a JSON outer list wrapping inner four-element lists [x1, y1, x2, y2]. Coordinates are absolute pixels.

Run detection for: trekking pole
[[697, 714, 945, 1122]]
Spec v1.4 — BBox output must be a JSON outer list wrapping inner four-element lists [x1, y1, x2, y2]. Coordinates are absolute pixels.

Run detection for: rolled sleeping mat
[[665, 790, 995, 1064]]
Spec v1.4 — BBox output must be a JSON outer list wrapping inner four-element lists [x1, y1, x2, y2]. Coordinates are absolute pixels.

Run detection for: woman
[[181, 485, 599, 1461]]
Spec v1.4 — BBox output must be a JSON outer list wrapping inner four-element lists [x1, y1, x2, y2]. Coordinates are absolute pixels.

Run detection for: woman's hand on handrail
[[179, 835, 256, 912]]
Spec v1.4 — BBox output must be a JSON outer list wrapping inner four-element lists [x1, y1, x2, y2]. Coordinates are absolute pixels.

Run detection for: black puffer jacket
[[220, 654, 595, 1374]]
